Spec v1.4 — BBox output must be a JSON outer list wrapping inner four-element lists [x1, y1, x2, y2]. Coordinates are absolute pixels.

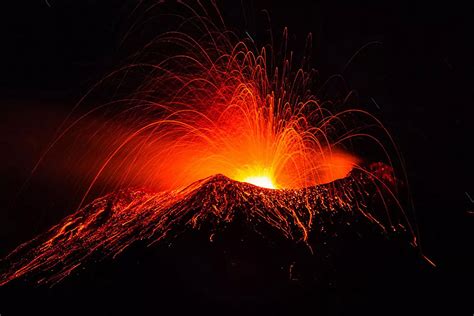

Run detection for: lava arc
[[0, 1, 419, 286]]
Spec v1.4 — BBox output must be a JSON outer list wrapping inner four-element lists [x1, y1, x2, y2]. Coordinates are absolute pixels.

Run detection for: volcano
[[0, 164, 403, 287], [0, 165, 426, 316]]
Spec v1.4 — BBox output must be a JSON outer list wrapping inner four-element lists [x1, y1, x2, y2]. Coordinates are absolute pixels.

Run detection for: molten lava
[[0, 1, 421, 286], [242, 175, 276, 189], [0, 167, 402, 286]]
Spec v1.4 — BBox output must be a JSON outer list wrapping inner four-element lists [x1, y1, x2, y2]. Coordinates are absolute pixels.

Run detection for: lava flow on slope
[[0, 164, 404, 286], [0, 1, 421, 287]]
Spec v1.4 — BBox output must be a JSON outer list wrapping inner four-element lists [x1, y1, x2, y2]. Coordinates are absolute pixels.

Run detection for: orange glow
[[241, 173, 277, 189], [0, 2, 424, 287], [24, 2, 399, 227], [70, 36, 361, 200]]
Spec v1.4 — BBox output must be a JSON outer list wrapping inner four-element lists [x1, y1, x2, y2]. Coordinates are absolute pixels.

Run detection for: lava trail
[[1, 1, 418, 286], [0, 166, 399, 286]]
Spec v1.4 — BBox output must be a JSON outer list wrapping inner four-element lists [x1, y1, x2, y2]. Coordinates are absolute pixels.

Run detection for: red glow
[[68, 33, 362, 199], [0, 2, 426, 287]]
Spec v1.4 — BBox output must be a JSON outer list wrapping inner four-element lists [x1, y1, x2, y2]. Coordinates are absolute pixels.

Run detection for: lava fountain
[[0, 1, 421, 286]]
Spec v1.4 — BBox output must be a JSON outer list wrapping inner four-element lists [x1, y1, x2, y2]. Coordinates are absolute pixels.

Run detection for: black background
[[0, 1, 472, 315]]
